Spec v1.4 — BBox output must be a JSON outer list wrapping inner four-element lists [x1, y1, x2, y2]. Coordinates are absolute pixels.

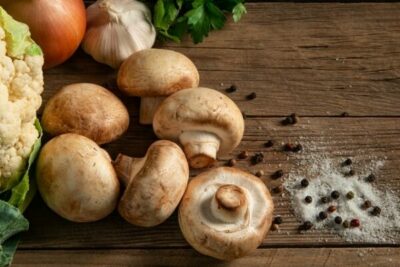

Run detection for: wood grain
[[45, 3, 400, 117], [13, 248, 400, 267], [20, 117, 400, 249]]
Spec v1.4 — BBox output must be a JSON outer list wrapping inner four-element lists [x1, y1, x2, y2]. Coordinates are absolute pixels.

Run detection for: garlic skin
[[82, 0, 156, 68]]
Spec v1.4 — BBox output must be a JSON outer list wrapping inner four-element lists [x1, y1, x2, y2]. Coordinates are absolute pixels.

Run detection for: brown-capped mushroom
[[36, 134, 120, 222], [114, 140, 189, 227], [179, 167, 274, 260], [117, 48, 199, 124], [42, 83, 129, 145], [153, 88, 244, 169]]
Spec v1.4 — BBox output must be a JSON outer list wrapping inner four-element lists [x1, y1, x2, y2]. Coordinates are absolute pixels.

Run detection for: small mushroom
[[114, 140, 189, 227], [117, 48, 199, 124], [42, 83, 129, 144], [36, 134, 120, 222], [179, 167, 274, 260], [153, 87, 244, 169]]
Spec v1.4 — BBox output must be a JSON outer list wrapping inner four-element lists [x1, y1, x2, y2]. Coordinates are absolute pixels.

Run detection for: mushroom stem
[[179, 131, 220, 169], [113, 154, 145, 186], [211, 184, 248, 223], [140, 97, 165, 125]]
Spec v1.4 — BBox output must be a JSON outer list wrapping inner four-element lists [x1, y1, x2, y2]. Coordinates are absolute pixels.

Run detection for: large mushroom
[[179, 167, 274, 260], [114, 140, 189, 227], [153, 87, 244, 169], [117, 48, 199, 124], [36, 134, 120, 222], [42, 83, 129, 145]]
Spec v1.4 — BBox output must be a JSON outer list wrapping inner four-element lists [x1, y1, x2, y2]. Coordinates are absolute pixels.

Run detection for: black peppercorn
[[305, 196, 312, 203], [331, 190, 340, 199], [366, 174, 376, 183], [281, 116, 293, 125], [320, 196, 330, 204], [273, 216, 283, 225], [251, 152, 264, 165], [299, 221, 313, 231], [301, 179, 309, 188], [346, 191, 354, 200], [342, 158, 352, 166], [342, 220, 350, 228], [271, 170, 284, 180], [238, 151, 249, 159], [345, 169, 355, 177], [334, 216, 343, 224], [371, 206, 381, 216], [264, 140, 274, 148], [246, 92, 257, 100], [225, 85, 237, 93], [293, 144, 303, 153], [226, 159, 236, 167], [290, 113, 299, 124], [319, 211, 328, 220], [362, 200, 372, 210], [283, 143, 294, 151]]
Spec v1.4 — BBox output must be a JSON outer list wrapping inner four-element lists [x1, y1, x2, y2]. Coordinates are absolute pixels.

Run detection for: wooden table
[[13, 2, 400, 266]]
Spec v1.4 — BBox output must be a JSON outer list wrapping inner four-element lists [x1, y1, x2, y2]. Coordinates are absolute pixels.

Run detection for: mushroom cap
[[117, 140, 189, 227], [36, 134, 120, 222], [153, 88, 244, 156], [117, 49, 199, 97], [178, 167, 274, 260], [42, 83, 129, 145]]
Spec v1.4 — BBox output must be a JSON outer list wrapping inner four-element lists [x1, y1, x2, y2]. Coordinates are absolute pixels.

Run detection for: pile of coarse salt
[[284, 153, 400, 243]]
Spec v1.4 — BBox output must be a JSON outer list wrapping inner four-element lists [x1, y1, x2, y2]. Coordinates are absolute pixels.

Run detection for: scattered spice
[[250, 152, 264, 165], [319, 211, 328, 220], [365, 174, 376, 183], [334, 216, 343, 224], [341, 112, 350, 117], [343, 158, 352, 166], [345, 169, 355, 177], [350, 219, 360, 228], [346, 191, 355, 200], [342, 220, 350, 228], [327, 205, 337, 213], [246, 92, 257, 100], [226, 159, 236, 167], [293, 144, 303, 153], [225, 84, 237, 93], [300, 179, 309, 188], [290, 113, 299, 124], [299, 221, 313, 231], [281, 113, 299, 125], [362, 200, 372, 210], [238, 151, 249, 159], [255, 170, 264, 177], [371, 206, 381, 216], [331, 190, 340, 199], [271, 170, 284, 180], [320, 196, 330, 204], [271, 224, 279, 231], [264, 140, 274, 148], [273, 216, 283, 225], [304, 196, 312, 204], [272, 185, 284, 194], [283, 143, 295, 152]]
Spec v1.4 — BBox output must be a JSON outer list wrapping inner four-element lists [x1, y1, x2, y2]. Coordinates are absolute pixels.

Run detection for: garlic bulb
[[82, 0, 156, 68]]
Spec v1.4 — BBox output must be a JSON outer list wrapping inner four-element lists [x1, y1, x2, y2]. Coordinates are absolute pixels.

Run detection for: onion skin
[[1, 0, 86, 68]]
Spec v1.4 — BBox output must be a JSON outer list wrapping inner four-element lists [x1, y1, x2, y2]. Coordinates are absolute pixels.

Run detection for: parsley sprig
[[153, 0, 246, 43]]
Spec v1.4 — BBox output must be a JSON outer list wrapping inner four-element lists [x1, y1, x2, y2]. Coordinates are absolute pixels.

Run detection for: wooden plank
[[20, 117, 400, 248], [43, 3, 400, 116], [13, 248, 400, 267]]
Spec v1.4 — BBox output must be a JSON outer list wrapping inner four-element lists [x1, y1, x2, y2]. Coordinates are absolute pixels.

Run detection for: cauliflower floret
[[0, 22, 43, 191]]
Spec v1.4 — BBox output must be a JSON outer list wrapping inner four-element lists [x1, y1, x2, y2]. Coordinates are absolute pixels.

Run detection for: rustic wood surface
[[15, 2, 400, 266]]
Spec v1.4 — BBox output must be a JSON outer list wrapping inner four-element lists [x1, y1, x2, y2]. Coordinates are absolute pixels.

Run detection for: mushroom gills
[[140, 96, 165, 124], [179, 131, 221, 168], [113, 154, 146, 186]]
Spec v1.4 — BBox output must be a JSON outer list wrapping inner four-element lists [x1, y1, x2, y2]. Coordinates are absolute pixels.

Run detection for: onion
[[1, 0, 86, 68]]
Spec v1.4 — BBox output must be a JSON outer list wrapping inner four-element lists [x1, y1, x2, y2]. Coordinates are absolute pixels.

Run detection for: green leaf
[[153, 0, 166, 29], [8, 119, 42, 212], [205, 2, 226, 30], [0, 7, 42, 58], [232, 3, 247, 23], [0, 200, 29, 267]]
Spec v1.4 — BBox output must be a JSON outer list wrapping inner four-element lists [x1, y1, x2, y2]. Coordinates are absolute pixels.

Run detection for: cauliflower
[[0, 7, 43, 192]]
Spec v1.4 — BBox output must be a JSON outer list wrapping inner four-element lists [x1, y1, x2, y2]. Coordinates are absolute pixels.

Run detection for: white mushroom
[[179, 167, 274, 260], [42, 83, 129, 145], [36, 134, 120, 222], [153, 88, 244, 168], [117, 48, 199, 124], [114, 140, 189, 227]]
